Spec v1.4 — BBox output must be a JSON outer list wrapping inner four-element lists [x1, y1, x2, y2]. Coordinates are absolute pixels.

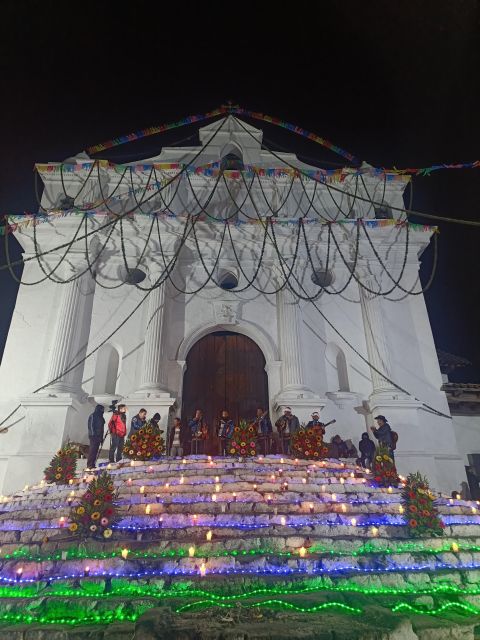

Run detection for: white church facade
[[0, 116, 467, 494]]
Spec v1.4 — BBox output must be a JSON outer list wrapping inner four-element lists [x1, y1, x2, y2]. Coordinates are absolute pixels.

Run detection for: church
[[0, 115, 467, 494]]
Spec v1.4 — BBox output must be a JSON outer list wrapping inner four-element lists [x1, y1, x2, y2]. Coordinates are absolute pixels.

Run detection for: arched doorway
[[181, 331, 269, 450]]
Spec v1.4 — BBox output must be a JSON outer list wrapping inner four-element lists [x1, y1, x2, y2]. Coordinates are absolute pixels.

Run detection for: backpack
[[391, 431, 398, 450]]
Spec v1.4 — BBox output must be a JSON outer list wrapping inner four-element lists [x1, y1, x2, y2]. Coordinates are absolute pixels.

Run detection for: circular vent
[[120, 267, 147, 285], [219, 272, 238, 290]]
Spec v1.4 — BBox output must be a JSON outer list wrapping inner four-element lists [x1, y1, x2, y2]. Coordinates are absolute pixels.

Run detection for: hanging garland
[[68, 471, 118, 539], [229, 420, 257, 457], [44, 442, 78, 485], [372, 445, 399, 488], [291, 425, 329, 460], [123, 420, 165, 461], [402, 472, 445, 537]]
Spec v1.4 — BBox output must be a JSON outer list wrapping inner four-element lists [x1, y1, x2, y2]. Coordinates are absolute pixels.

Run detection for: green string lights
[[1, 538, 476, 565], [175, 599, 362, 614]]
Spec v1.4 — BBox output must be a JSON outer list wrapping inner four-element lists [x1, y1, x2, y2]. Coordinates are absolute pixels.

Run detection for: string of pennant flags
[[82, 104, 480, 176], [0, 209, 437, 237], [35, 160, 411, 183]]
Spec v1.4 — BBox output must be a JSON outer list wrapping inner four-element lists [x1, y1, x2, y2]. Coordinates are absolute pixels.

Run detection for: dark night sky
[[1, 1, 479, 381]]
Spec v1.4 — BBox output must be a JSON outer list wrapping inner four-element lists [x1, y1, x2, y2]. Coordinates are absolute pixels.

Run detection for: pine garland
[[44, 442, 78, 485], [291, 426, 329, 460], [69, 471, 118, 539], [402, 472, 445, 537], [123, 420, 165, 461], [372, 445, 399, 487], [229, 420, 257, 457]]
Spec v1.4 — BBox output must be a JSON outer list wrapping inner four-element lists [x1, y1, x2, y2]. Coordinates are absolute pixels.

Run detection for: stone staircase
[[1, 455, 480, 639]]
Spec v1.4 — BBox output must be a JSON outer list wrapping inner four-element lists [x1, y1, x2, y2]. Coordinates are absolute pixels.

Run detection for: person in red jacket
[[108, 404, 128, 463]]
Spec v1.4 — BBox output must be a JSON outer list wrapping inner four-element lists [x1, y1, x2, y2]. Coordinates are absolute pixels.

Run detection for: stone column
[[46, 260, 95, 393], [359, 276, 396, 394], [277, 288, 309, 392], [139, 279, 168, 392]]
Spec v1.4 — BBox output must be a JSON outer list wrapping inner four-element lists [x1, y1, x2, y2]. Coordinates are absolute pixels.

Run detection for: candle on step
[[84, 566, 90, 577], [215, 476, 220, 483], [351, 518, 357, 526], [139, 486, 145, 494], [215, 484, 221, 493], [148, 466, 153, 473], [309, 503, 314, 514], [130, 460, 135, 467], [233, 492, 237, 501], [280, 458, 284, 464], [211, 494, 217, 502], [208, 456, 212, 463], [59, 516, 65, 528], [189, 546, 195, 557], [193, 514, 198, 523], [451, 542, 459, 552], [299, 546, 307, 558], [331, 493, 336, 501], [266, 495, 272, 505], [253, 484, 257, 491], [206, 530, 213, 541], [127, 478, 132, 486], [182, 458, 187, 464], [155, 494, 160, 503], [68, 479, 74, 485], [165, 482, 170, 490], [399, 505, 404, 514], [121, 548, 129, 560], [302, 478, 307, 485], [180, 475, 184, 484], [281, 516, 286, 526], [387, 487, 393, 494], [341, 504, 347, 513], [340, 477, 345, 484], [145, 504, 151, 515], [199, 562, 207, 576], [16, 568, 23, 581], [158, 517, 163, 528], [371, 526, 379, 537]]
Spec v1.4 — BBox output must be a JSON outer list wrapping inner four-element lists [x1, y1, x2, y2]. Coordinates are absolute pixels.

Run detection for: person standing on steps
[[129, 408, 147, 436], [358, 431, 376, 469], [86, 405, 105, 469], [370, 415, 396, 459], [169, 417, 185, 457], [108, 404, 127, 463], [217, 409, 235, 456]]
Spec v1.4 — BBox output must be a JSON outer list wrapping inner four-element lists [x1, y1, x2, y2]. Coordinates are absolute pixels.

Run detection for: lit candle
[[211, 494, 217, 502], [199, 562, 207, 576], [215, 476, 220, 483], [158, 517, 163, 528], [106, 464, 112, 470], [331, 493, 336, 501], [84, 566, 90, 577], [24, 485, 29, 492], [321, 485, 326, 492], [472, 506, 477, 514], [130, 460, 135, 467], [299, 546, 307, 558], [283, 482, 288, 491], [371, 526, 379, 537], [70, 490, 75, 497], [351, 518, 357, 526], [182, 458, 187, 464], [180, 475, 184, 484], [165, 483, 170, 490], [278, 468, 283, 477], [266, 495, 272, 505], [121, 548, 129, 560], [281, 516, 286, 526], [350, 472, 355, 478], [127, 478, 132, 486], [271, 474, 276, 482], [208, 456, 212, 463], [302, 478, 307, 485], [280, 458, 284, 464], [387, 487, 393, 494], [309, 503, 314, 514], [294, 458, 298, 463], [145, 504, 151, 515], [215, 484, 221, 493], [232, 492, 237, 501], [67, 497, 73, 506], [456, 493, 461, 500], [206, 530, 213, 541], [140, 486, 145, 494], [155, 494, 160, 503], [193, 514, 198, 523], [451, 542, 459, 552], [59, 516, 66, 528], [68, 479, 74, 486], [399, 505, 404, 514], [449, 498, 454, 504], [148, 466, 153, 473], [16, 568, 23, 581], [341, 504, 347, 513], [189, 546, 195, 557], [340, 477, 345, 485], [253, 484, 258, 491]]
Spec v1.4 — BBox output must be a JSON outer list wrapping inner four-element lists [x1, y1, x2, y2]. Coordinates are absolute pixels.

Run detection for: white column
[[277, 288, 309, 392], [359, 276, 396, 394], [46, 261, 95, 393], [139, 279, 168, 392]]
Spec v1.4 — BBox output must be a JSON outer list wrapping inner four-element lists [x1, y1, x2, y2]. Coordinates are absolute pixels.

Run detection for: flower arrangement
[[123, 420, 165, 461], [69, 471, 118, 538], [291, 425, 329, 460], [229, 420, 257, 457], [372, 445, 399, 487], [44, 442, 78, 485], [401, 472, 444, 537]]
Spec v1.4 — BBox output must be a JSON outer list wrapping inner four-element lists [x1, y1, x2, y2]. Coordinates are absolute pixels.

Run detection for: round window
[[219, 272, 238, 290], [120, 267, 147, 285]]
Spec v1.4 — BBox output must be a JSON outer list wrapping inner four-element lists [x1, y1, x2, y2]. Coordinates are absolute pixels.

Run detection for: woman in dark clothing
[[358, 432, 375, 468], [87, 405, 105, 469], [150, 413, 161, 429]]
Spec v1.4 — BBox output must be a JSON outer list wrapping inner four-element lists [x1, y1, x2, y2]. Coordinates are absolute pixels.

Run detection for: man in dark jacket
[[129, 409, 147, 436], [358, 432, 375, 468], [371, 415, 394, 458], [87, 405, 105, 469]]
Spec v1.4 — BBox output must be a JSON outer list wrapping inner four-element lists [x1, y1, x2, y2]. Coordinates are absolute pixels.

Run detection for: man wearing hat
[[306, 411, 326, 435], [274, 407, 300, 454], [370, 415, 395, 458]]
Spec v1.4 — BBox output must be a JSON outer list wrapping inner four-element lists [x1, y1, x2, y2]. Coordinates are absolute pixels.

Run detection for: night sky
[[1, 2, 479, 381]]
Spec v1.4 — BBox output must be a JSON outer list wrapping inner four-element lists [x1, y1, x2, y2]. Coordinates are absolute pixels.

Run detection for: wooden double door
[[181, 331, 269, 452]]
